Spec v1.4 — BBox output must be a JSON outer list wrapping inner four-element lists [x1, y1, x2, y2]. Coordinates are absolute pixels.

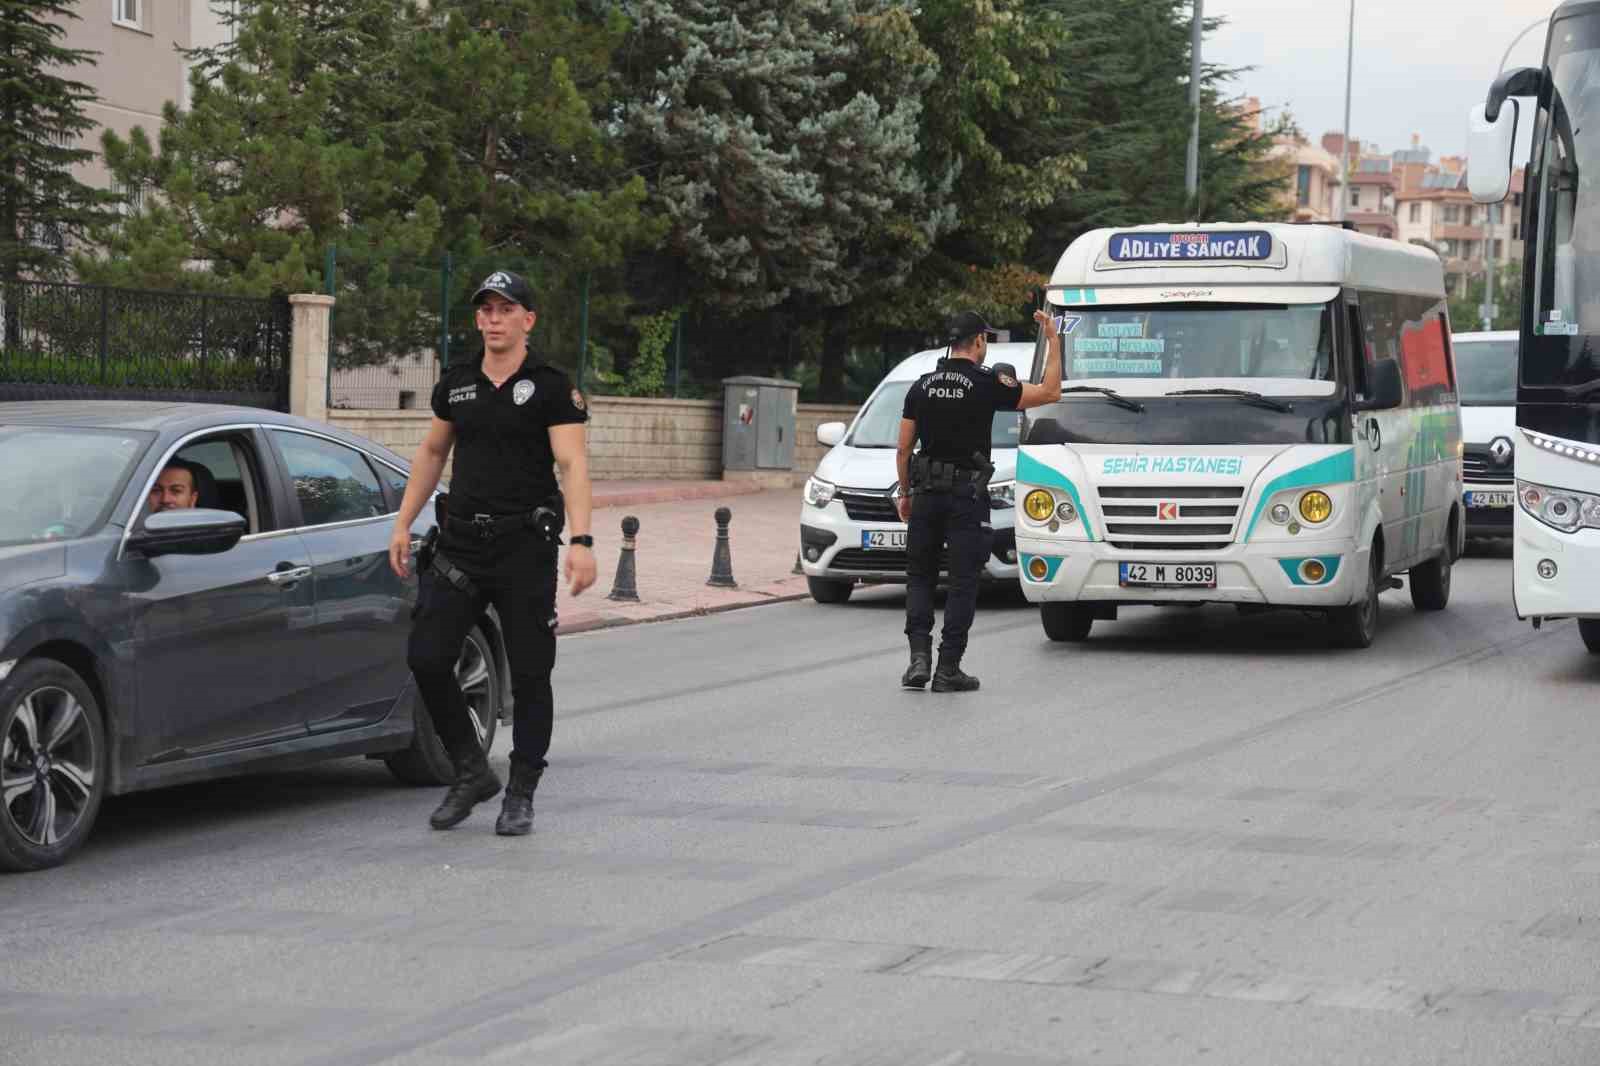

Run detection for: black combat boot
[[901, 636, 933, 689], [429, 742, 502, 830], [494, 761, 543, 836], [930, 654, 980, 693]]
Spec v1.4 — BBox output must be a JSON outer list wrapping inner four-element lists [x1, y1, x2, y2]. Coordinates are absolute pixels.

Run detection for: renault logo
[[1489, 436, 1514, 467]]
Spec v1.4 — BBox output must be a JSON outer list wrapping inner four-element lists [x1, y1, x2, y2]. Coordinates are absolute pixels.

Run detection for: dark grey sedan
[[0, 402, 507, 872]]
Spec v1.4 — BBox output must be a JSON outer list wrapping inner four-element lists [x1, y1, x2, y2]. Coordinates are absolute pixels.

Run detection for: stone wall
[[328, 398, 861, 483]]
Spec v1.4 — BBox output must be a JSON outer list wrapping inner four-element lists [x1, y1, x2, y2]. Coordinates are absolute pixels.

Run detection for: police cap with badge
[[471, 270, 536, 310]]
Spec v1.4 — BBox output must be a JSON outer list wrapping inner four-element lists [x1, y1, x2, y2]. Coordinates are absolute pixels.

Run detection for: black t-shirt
[[430, 355, 589, 515], [900, 357, 1023, 464]]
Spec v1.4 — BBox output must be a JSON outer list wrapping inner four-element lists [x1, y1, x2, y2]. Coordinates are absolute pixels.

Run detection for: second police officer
[[895, 308, 1063, 691], [388, 270, 597, 837]]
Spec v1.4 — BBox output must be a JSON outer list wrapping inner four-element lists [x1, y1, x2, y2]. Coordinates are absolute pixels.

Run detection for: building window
[[1350, 187, 1361, 207], [1409, 203, 1421, 223], [1512, 223, 1521, 241], [1443, 204, 1461, 223], [1296, 166, 1311, 207], [113, 0, 142, 28], [1513, 193, 1523, 208], [1440, 239, 1456, 257], [1492, 239, 1504, 259], [111, 178, 147, 215]]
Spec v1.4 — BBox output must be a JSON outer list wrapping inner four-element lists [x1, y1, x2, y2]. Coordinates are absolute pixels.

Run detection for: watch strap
[[569, 534, 594, 547]]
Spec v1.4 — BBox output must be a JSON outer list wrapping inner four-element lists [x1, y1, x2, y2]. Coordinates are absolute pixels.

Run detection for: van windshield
[[1056, 303, 1336, 385], [1453, 337, 1517, 406], [848, 380, 1022, 449]]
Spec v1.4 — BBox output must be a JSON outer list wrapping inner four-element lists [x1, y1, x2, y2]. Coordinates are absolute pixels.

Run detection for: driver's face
[[149, 468, 198, 512]]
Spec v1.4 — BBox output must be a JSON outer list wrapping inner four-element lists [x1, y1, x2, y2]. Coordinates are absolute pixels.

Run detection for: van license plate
[[862, 530, 907, 550], [1119, 562, 1216, 588], [1465, 491, 1513, 509]]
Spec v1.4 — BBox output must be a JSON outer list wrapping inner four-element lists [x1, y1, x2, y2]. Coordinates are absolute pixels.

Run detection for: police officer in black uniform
[[388, 270, 597, 835], [895, 308, 1063, 691]]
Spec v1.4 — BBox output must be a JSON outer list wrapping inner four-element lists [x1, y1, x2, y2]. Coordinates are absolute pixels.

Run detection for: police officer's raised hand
[[389, 525, 413, 579], [1032, 308, 1057, 335], [565, 544, 597, 596]]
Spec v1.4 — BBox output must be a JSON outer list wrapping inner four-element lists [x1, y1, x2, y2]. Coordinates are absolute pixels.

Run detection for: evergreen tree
[[0, 0, 119, 280]]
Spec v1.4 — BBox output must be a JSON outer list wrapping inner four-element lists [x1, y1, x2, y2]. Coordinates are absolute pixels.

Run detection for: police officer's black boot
[[494, 760, 542, 836], [901, 637, 933, 689], [930, 653, 980, 693], [429, 742, 502, 830]]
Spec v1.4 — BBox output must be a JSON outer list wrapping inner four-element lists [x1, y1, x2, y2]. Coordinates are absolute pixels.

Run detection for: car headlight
[[1298, 490, 1333, 524], [988, 481, 1015, 509], [1518, 480, 1600, 533], [804, 477, 836, 508], [1023, 489, 1055, 522]]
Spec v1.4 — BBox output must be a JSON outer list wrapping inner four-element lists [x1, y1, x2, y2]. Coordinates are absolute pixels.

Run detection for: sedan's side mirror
[[816, 421, 847, 447], [128, 508, 247, 557], [1354, 359, 1404, 412]]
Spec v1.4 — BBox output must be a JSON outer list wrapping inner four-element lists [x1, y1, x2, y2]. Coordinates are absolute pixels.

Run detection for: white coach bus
[[1015, 222, 1464, 648]]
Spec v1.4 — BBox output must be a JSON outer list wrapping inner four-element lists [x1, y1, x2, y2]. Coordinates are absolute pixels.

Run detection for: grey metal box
[[722, 376, 799, 471]]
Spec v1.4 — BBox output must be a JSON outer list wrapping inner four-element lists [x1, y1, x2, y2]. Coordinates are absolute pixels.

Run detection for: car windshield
[[1056, 303, 1336, 385], [0, 426, 152, 546], [847, 380, 1022, 449], [1453, 338, 1517, 406]]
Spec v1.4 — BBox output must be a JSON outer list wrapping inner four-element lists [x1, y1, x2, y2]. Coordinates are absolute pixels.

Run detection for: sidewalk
[[557, 481, 810, 634]]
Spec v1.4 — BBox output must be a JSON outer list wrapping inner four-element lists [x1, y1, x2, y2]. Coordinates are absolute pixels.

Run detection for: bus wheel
[[1041, 603, 1094, 642], [1330, 547, 1380, 649], [1409, 550, 1452, 611], [1579, 619, 1600, 655]]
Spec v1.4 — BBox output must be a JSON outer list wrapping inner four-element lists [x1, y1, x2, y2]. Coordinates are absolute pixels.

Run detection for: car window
[[170, 437, 266, 533], [373, 460, 408, 509], [0, 426, 152, 545], [270, 430, 386, 526]]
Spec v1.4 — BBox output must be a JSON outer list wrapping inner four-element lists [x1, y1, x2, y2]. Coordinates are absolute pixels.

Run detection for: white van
[[799, 343, 1033, 603], [1451, 330, 1517, 540], [1016, 222, 1464, 648]]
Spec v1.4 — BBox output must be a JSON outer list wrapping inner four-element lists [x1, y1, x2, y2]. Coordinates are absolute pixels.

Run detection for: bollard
[[793, 550, 803, 575], [607, 515, 641, 601], [706, 506, 737, 587]]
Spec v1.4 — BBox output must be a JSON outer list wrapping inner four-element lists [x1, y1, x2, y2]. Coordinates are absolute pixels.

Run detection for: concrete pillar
[[288, 293, 335, 421]]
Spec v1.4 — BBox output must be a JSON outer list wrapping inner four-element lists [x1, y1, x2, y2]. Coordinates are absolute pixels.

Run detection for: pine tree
[[0, 0, 119, 280]]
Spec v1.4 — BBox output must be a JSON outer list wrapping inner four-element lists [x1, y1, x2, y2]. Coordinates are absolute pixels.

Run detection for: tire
[[807, 577, 853, 604], [1580, 619, 1600, 655], [384, 626, 501, 786], [1409, 550, 1452, 611], [1041, 603, 1094, 642], [1330, 545, 1381, 649], [0, 658, 107, 873]]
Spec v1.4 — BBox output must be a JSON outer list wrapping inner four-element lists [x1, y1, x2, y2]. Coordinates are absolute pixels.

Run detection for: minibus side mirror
[[1354, 359, 1403, 412]]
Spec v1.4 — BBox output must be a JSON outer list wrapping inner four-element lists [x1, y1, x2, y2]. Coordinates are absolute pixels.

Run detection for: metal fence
[[0, 280, 292, 409]]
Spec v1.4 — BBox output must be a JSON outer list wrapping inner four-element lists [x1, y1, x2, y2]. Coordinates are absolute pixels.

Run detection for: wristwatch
[[569, 534, 594, 548]]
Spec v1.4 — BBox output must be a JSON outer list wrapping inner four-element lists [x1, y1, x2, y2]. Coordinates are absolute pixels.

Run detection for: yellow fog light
[[1301, 559, 1327, 584], [1027, 557, 1050, 581], [1023, 489, 1055, 522], [1298, 490, 1333, 524]]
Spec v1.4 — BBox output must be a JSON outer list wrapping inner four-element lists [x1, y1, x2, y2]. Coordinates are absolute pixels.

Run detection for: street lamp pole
[[1185, 0, 1203, 211], [1335, 0, 1354, 223], [1483, 15, 1549, 331]]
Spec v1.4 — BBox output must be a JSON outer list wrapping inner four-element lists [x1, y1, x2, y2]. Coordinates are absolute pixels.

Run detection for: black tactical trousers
[[406, 528, 559, 771], [904, 488, 992, 659]]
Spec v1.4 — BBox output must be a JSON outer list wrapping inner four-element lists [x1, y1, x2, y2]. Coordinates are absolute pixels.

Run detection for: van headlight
[[1519, 480, 1600, 533], [1298, 490, 1333, 524], [1023, 489, 1055, 522], [988, 481, 1015, 509], [804, 477, 836, 508]]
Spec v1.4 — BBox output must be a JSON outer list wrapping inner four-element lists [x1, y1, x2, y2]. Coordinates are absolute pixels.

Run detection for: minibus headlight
[[1298, 491, 1333, 524], [1023, 489, 1056, 522], [1027, 557, 1050, 581]]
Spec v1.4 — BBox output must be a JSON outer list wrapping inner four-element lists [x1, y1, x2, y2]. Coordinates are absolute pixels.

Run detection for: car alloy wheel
[[456, 631, 496, 748], [3, 685, 97, 850]]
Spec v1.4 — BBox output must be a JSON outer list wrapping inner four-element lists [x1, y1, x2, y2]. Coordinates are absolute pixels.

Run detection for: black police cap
[[471, 270, 535, 310], [947, 310, 995, 344]]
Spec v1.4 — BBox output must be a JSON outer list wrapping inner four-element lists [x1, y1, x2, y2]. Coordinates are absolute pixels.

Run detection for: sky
[[1206, 0, 1558, 163]]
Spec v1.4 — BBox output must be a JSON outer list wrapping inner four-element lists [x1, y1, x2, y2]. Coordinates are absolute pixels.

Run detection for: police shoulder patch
[[570, 388, 586, 411]]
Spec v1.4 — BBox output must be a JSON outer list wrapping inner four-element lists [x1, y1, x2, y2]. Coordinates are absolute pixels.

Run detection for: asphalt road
[[6, 542, 1600, 1066]]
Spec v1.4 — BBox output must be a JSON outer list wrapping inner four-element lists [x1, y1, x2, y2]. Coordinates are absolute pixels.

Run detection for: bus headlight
[[1519, 480, 1600, 533], [1056, 500, 1078, 524], [1023, 489, 1055, 522], [1270, 503, 1292, 525], [804, 477, 836, 508], [1298, 491, 1333, 524]]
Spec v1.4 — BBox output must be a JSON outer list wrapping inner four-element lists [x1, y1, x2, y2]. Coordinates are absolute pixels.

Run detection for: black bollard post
[[707, 506, 737, 587], [793, 550, 803, 575], [607, 515, 641, 602]]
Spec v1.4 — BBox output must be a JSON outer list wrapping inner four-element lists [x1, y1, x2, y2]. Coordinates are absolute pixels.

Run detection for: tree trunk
[[820, 307, 850, 402]]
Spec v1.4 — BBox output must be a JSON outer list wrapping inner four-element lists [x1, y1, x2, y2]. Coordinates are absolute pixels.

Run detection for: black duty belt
[[447, 511, 535, 541]]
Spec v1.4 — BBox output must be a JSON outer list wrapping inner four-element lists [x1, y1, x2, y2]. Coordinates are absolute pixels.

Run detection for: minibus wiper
[[1166, 387, 1294, 413], [1061, 385, 1145, 412]]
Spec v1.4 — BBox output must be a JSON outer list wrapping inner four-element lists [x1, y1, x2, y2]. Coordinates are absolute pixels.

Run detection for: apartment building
[[1346, 157, 1397, 239], [1394, 165, 1524, 294], [1267, 135, 1340, 223]]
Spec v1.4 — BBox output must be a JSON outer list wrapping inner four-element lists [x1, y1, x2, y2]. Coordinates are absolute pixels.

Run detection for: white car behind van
[[798, 343, 1031, 604], [1452, 330, 1517, 540]]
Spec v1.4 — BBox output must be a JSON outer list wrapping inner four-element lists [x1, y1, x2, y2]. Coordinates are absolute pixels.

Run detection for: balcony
[[1434, 223, 1486, 241]]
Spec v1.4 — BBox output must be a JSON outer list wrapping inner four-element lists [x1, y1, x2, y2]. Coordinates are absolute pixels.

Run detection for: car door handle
[[267, 565, 312, 586]]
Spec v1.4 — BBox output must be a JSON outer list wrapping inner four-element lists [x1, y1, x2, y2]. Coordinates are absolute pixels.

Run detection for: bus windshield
[[1055, 303, 1336, 388]]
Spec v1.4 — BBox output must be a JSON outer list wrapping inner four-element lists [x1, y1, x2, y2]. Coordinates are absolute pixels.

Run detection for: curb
[[591, 481, 778, 511], [558, 589, 813, 635]]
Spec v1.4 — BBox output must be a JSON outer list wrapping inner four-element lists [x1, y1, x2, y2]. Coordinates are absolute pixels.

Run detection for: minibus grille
[[1098, 485, 1244, 548]]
